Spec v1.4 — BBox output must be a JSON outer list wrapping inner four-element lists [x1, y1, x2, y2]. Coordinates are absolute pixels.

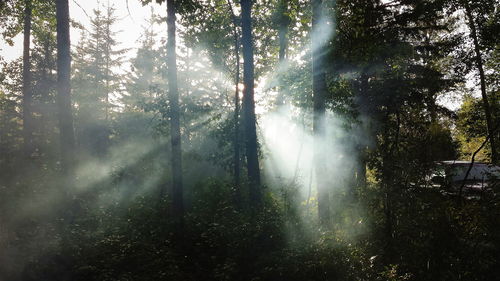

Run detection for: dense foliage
[[0, 0, 499, 280]]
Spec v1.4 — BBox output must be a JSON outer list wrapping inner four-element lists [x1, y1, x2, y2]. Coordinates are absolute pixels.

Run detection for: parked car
[[430, 160, 500, 198]]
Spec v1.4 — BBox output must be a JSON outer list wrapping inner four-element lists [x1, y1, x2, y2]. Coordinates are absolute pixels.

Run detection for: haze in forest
[[0, 0, 499, 280]]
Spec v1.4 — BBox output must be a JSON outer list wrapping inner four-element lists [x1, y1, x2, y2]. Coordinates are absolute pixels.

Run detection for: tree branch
[[458, 124, 500, 201]]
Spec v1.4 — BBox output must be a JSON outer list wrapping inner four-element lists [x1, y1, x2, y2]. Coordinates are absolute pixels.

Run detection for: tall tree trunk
[[167, 0, 184, 222], [39, 37, 50, 157], [233, 44, 241, 194], [382, 111, 400, 264], [227, 0, 241, 196], [103, 29, 111, 155], [278, 8, 288, 63], [275, 0, 289, 106], [312, 0, 330, 226], [104, 6, 111, 123], [22, 0, 34, 158], [240, 0, 261, 205], [105, 53, 110, 122], [463, 1, 498, 164], [355, 72, 369, 193], [56, 0, 76, 176], [39, 31, 55, 162]]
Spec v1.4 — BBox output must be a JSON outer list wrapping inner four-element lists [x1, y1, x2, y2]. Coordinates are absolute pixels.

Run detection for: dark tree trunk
[[275, 0, 289, 106], [22, 0, 34, 158], [355, 72, 369, 193], [233, 40, 241, 197], [39, 36, 51, 157], [240, 0, 261, 205], [463, 1, 498, 164], [105, 50, 110, 122], [278, 23, 287, 63], [104, 9, 111, 123], [356, 150, 366, 188], [56, 0, 76, 176], [228, 0, 241, 196], [382, 111, 400, 264], [312, 0, 330, 226], [167, 0, 184, 222]]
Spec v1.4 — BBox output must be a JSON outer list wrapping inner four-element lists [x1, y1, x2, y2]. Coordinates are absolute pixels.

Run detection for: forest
[[0, 0, 499, 280]]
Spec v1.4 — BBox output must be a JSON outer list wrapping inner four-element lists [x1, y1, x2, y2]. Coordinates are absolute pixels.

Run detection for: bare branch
[[458, 124, 500, 201], [72, 0, 90, 18]]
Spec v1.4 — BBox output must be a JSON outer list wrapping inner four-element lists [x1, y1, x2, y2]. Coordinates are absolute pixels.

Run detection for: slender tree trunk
[[228, 0, 241, 194], [167, 0, 184, 222], [312, 0, 329, 226], [39, 33, 56, 162], [22, 0, 34, 158], [104, 7, 111, 123], [56, 0, 76, 176], [103, 37, 111, 154], [275, 0, 289, 106], [355, 72, 369, 193], [233, 38, 242, 200], [278, 14, 288, 62], [105, 55, 110, 122], [382, 111, 400, 263], [356, 150, 366, 188], [463, 1, 498, 164], [240, 0, 261, 205]]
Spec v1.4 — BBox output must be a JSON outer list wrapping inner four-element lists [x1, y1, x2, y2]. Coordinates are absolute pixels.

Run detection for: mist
[[1, 0, 500, 280]]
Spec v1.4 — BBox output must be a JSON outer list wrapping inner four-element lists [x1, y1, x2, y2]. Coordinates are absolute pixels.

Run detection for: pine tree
[[72, 3, 125, 156], [124, 10, 162, 112]]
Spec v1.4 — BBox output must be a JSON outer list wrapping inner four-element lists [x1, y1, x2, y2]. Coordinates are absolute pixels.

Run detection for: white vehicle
[[430, 161, 500, 197]]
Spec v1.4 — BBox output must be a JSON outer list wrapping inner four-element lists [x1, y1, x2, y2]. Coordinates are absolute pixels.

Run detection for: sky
[[0, 0, 165, 62]]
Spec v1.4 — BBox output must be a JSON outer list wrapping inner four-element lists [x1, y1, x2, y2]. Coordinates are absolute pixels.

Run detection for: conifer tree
[[124, 10, 162, 111], [72, 3, 125, 155]]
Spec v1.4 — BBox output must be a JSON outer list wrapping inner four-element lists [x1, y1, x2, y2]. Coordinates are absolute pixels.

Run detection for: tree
[[101, 4, 125, 121], [276, 0, 289, 64], [456, 94, 492, 162], [166, 0, 184, 222], [56, 0, 75, 176], [30, 1, 59, 161], [461, 0, 498, 164], [240, 0, 261, 205], [22, 0, 34, 157], [72, 3, 124, 156], [311, 0, 329, 225], [0, 90, 21, 176], [124, 10, 161, 112], [0, 0, 59, 164], [273, 0, 291, 106], [178, 0, 246, 194], [227, 0, 242, 192]]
